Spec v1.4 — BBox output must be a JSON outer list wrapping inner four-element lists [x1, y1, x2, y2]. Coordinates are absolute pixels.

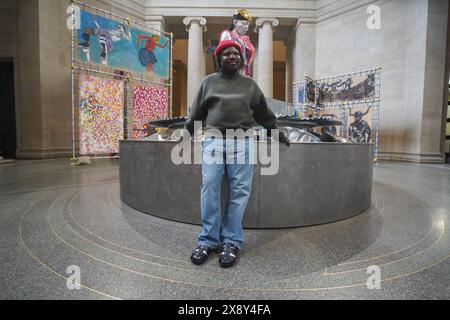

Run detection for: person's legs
[[221, 138, 254, 250], [197, 138, 225, 250], [80, 28, 95, 47], [99, 40, 107, 59]]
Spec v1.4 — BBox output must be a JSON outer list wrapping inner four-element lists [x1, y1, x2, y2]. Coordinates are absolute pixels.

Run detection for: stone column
[[16, 0, 73, 159], [285, 39, 294, 103], [255, 18, 279, 98], [183, 17, 207, 115], [419, 0, 448, 161], [293, 20, 316, 84]]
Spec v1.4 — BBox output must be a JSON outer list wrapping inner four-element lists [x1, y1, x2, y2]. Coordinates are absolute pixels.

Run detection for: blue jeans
[[198, 138, 255, 251]]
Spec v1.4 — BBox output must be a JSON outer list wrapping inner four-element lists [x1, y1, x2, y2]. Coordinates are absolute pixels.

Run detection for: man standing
[[185, 40, 290, 268]]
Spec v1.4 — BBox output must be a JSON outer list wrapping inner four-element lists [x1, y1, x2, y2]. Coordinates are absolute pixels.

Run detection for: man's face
[[234, 20, 250, 35], [220, 47, 241, 73]]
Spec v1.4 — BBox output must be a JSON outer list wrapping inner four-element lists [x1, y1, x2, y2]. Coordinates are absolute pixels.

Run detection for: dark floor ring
[[120, 141, 374, 228]]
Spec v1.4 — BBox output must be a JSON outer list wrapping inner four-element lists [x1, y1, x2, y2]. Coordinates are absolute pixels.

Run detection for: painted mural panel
[[77, 11, 170, 79]]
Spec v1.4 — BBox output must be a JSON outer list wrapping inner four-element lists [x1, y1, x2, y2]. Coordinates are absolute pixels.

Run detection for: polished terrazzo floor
[[0, 158, 449, 300]]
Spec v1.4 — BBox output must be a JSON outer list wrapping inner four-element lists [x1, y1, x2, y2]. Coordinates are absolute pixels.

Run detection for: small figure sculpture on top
[[220, 9, 255, 77]]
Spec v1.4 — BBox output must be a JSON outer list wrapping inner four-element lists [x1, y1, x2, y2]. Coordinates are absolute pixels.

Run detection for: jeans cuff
[[198, 242, 219, 250], [221, 240, 242, 251]]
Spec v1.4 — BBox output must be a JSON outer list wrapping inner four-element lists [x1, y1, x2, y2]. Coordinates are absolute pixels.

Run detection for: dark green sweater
[[185, 72, 278, 135]]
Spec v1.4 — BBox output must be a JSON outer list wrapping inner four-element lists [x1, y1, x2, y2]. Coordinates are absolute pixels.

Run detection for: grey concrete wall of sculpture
[[120, 141, 373, 228]]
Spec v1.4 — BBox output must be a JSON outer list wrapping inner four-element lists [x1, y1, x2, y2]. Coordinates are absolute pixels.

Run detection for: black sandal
[[219, 243, 239, 268], [191, 245, 214, 265]]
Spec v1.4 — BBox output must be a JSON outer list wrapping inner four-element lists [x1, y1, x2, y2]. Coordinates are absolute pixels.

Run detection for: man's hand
[[279, 132, 291, 147]]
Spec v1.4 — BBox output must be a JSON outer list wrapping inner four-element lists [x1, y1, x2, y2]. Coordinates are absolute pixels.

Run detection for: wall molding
[[16, 148, 73, 160], [316, 0, 378, 23], [378, 151, 445, 164], [91, 0, 146, 22], [0, 159, 15, 166], [141, 0, 376, 21], [80, 0, 385, 30]]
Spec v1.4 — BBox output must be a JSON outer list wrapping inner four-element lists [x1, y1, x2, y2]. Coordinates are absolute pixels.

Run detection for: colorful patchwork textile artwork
[[79, 75, 124, 155], [132, 86, 168, 140]]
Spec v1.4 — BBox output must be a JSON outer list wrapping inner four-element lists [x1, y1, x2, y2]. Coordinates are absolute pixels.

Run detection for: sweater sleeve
[[184, 80, 207, 135], [251, 84, 278, 131]]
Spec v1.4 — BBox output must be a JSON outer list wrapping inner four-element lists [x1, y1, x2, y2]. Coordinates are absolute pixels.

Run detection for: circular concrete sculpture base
[[120, 141, 373, 229]]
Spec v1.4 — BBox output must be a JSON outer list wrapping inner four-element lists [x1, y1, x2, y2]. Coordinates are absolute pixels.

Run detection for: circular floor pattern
[[1, 159, 450, 299]]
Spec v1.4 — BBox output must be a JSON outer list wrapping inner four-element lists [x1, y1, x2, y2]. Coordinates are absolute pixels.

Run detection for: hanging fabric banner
[[79, 74, 124, 155], [77, 10, 170, 79], [317, 73, 375, 105], [132, 85, 168, 140]]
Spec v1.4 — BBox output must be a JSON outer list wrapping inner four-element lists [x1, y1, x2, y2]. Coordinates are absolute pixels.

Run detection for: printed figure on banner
[[305, 78, 316, 104], [348, 106, 373, 143], [137, 34, 170, 73], [297, 83, 306, 105]]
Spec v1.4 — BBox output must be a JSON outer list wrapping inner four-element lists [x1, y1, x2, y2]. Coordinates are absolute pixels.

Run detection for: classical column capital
[[254, 18, 279, 33], [183, 16, 207, 32]]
